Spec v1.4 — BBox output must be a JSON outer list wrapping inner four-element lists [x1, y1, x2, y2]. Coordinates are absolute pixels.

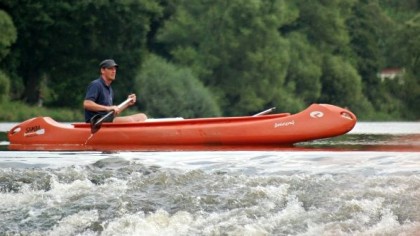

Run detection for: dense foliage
[[0, 0, 419, 120], [135, 55, 221, 118]]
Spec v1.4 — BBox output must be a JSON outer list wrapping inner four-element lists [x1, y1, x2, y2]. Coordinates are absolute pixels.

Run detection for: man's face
[[101, 67, 117, 81]]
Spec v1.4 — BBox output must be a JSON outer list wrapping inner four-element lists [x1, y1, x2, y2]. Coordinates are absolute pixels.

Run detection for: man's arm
[[84, 100, 121, 114]]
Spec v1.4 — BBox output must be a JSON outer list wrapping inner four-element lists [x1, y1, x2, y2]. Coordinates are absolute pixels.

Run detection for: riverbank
[[0, 100, 83, 122]]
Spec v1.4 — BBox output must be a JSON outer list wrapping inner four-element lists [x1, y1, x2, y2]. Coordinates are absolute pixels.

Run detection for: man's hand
[[128, 94, 137, 105], [108, 105, 121, 115]]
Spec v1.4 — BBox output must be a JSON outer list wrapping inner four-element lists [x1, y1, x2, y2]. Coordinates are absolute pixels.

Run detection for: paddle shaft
[[97, 97, 133, 122], [253, 107, 276, 116], [91, 97, 134, 133]]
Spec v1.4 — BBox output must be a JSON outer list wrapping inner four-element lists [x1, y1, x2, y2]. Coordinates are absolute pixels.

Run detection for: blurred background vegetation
[[0, 0, 419, 121]]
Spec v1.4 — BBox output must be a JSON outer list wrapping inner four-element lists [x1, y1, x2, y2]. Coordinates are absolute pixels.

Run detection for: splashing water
[[0, 122, 419, 235], [0, 151, 419, 235]]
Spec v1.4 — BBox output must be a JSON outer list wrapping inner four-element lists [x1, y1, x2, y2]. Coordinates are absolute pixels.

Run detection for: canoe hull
[[8, 104, 356, 151]]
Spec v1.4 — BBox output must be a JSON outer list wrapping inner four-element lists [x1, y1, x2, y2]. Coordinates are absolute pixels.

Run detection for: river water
[[0, 122, 419, 235]]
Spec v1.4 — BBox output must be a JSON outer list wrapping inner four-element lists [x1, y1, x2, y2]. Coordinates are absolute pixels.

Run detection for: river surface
[[0, 122, 419, 235]]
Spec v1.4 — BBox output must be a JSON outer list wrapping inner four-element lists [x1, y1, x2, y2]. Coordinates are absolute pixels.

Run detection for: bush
[[0, 70, 10, 102], [0, 10, 17, 60], [0, 100, 83, 122], [135, 55, 221, 118]]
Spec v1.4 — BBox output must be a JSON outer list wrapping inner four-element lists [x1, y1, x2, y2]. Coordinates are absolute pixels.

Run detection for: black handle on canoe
[[90, 97, 134, 134]]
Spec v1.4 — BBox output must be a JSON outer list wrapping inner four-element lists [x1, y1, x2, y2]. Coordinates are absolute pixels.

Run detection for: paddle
[[253, 107, 276, 116], [90, 97, 134, 134]]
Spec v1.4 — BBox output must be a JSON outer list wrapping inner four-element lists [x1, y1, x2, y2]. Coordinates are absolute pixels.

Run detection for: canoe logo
[[274, 120, 295, 128], [24, 125, 45, 137], [310, 111, 324, 118]]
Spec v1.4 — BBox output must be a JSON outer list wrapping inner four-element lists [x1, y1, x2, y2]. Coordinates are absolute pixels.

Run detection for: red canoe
[[7, 104, 356, 151]]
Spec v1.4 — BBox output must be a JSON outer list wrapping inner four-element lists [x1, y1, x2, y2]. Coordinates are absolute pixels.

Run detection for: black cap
[[100, 59, 118, 68]]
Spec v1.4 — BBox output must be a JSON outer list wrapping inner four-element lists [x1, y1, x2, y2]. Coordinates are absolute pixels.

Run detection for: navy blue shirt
[[84, 77, 114, 122]]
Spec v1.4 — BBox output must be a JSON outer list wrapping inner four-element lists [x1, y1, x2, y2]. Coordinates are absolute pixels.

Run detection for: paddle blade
[[90, 114, 103, 134]]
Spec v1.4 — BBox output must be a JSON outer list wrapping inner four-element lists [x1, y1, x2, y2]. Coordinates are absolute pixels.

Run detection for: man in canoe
[[83, 59, 148, 123]]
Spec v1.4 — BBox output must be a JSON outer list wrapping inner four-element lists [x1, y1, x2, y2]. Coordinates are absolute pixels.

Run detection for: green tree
[[319, 55, 366, 112], [0, 71, 10, 102], [290, 0, 379, 117], [0, 10, 16, 102], [0, 10, 16, 61], [386, 14, 420, 76], [387, 14, 420, 119], [292, 0, 353, 56], [401, 74, 420, 119], [158, 0, 297, 115], [135, 55, 221, 118], [284, 32, 323, 105], [2, 0, 419, 120], [347, 0, 390, 88], [2, 0, 162, 107]]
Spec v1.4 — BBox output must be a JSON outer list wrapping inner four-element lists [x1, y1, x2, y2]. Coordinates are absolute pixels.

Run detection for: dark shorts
[[87, 113, 115, 123]]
